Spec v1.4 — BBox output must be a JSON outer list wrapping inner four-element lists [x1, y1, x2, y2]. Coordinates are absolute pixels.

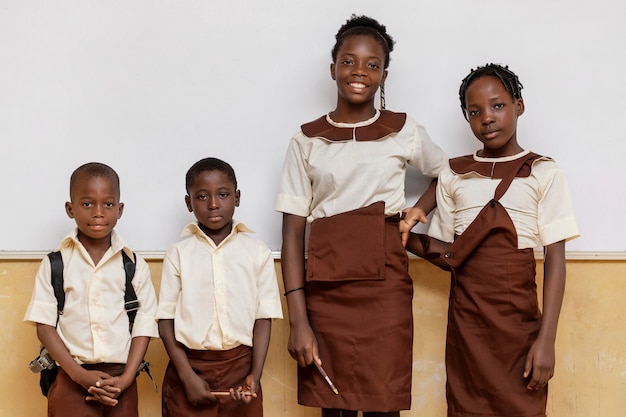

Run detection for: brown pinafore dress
[[294, 110, 414, 412], [434, 152, 548, 417]]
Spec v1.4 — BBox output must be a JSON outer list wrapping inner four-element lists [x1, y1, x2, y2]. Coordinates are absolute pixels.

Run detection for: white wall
[[1, 0, 624, 252]]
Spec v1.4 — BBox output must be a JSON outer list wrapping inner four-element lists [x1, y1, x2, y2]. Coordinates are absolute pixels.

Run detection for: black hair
[[185, 157, 237, 193], [70, 162, 120, 198], [459, 63, 524, 121], [331, 14, 395, 69]]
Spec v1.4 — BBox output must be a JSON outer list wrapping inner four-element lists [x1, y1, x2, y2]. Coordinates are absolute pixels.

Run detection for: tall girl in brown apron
[[275, 15, 447, 417], [408, 64, 579, 417]]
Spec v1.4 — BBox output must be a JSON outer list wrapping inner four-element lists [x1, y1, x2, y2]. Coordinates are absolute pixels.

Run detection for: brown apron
[[298, 201, 413, 412], [433, 153, 548, 417]]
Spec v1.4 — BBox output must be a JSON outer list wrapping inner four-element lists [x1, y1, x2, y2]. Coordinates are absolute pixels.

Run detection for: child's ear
[[516, 98, 525, 116], [330, 63, 336, 80], [185, 195, 192, 212], [117, 202, 124, 219], [381, 69, 388, 86], [235, 190, 241, 207], [65, 201, 74, 219]]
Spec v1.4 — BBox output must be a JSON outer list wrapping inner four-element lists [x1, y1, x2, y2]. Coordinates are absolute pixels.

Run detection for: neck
[[330, 101, 378, 124], [198, 221, 233, 247], [77, 232, 112, 265]]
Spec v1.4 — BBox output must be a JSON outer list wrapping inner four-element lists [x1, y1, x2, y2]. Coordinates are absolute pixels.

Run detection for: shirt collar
[[300, 109, 407, 142], [59, 228, 133, 259], [181, 219, 254, 247]]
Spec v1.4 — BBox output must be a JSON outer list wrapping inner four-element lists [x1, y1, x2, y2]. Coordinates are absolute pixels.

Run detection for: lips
[[482, 129, 500, 139], [348, 82, 368, 89]]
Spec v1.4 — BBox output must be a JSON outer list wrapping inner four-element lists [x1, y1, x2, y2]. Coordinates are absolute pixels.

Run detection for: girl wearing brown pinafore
[[408, 64, 579, 417], [275, 15, 446, 417]]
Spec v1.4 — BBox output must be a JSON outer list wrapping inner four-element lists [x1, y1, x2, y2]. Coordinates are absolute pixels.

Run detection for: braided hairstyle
[[459, 63, 524, 121], [331, 14, 395, 69]]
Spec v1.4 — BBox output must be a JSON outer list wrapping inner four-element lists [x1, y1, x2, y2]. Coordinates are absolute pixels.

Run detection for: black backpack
[[33, 250, 154, 396]]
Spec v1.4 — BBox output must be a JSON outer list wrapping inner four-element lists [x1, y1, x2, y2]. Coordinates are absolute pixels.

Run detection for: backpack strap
[[47, 251, 65, 320], [121, 251, 140, 332]]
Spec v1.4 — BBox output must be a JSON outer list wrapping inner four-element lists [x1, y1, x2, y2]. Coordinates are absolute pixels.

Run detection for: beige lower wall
[[1, 258, 624, 416]]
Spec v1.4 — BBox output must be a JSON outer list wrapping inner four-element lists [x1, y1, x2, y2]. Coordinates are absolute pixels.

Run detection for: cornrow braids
[[331, 14, 395, 69], [459, 63, 524, 121]]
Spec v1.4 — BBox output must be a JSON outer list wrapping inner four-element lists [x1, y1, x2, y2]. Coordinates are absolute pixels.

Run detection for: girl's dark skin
[[282, 31, 432, 417]]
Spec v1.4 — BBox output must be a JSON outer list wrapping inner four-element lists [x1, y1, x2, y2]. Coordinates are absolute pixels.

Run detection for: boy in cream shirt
[[24, 162, 158, 416], [157, 157, 282, 417]]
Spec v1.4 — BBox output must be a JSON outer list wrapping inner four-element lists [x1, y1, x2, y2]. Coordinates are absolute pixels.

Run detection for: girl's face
[[464, 75, 525, 158], [330, 34, 388, 108]]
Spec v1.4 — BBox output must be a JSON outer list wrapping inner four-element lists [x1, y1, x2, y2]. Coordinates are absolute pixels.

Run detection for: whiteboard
[[1, 0, 624, 253]]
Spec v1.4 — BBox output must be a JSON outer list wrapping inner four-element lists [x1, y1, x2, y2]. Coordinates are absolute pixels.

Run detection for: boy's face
[[185, 170, 240, 244], [65, 175, 123, 243]]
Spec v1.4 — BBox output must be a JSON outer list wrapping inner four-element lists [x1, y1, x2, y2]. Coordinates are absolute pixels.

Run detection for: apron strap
[[493, 152, 540, 201]]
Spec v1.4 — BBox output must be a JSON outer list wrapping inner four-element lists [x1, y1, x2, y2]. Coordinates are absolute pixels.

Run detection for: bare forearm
[[414, 179, 438, 215], [36, 323, 85, 381], [281, 213, 309, 325], [250, 319, 271, 381], [158, 320, 194, 380], [539, 241, 566, 342], [123, 336, 149, 379]]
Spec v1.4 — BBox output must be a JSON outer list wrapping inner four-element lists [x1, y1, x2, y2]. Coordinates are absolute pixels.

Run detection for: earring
[[380, 83, 386, 110]]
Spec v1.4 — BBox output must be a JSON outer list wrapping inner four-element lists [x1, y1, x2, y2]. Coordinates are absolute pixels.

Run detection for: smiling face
[[464, 75, 525, 158], [65, 175, 123, 245], [330, 34, 388, 110], [185, 169, 240, 246]]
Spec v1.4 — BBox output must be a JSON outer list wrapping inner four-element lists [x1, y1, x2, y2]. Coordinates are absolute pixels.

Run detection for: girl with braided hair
[[275, 14, 446, 417], [407, 63, 579, 416]]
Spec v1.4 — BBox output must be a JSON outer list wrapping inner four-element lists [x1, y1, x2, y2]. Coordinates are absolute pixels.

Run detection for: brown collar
[[449, 152, 548, 179], [301, 110, 407, 142]]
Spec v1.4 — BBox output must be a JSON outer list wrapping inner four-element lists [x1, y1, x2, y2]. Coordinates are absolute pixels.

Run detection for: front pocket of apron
[[306, 201, 386, 282]]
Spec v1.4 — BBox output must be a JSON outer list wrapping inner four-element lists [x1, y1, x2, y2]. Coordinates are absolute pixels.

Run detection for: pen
[[314, 361, 339, 395]]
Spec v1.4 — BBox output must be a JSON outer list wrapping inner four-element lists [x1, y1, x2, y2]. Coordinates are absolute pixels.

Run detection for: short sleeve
[[130, 256, 159, 338], [23, 256, 59, 327], [536, 162, 580, 246], [254, 244, 283, 320], [428, 161, 456, 243], [275, 137, 313, 217]]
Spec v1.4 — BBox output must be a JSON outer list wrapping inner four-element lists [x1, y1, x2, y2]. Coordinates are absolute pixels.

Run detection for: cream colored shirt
[[157, 222, 283, 350], [24, 229, 159, 364], [275, 111, 447, 221], [429, 150, 580, 249]]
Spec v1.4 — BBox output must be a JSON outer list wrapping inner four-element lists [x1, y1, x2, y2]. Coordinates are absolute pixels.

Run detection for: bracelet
[[283, 286, 305, 297]]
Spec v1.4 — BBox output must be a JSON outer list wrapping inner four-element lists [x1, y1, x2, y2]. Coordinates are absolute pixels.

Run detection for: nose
[[481, 109, 495, 125], [352, 61, 367, 76], [208, 196, 219, 209]]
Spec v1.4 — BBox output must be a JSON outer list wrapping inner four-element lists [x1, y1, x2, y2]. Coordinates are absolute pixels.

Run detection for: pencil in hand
[[314, 361, 339, 395]]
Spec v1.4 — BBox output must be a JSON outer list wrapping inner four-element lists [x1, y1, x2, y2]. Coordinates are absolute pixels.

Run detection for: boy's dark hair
[[459, 63, 524, 121], [332, 14, 395, 69], [185, 157, 237, 193], [70, 162, 120, 198]]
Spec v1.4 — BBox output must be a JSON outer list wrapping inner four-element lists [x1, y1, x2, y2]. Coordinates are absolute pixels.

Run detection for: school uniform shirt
[[275, 110, 447, 220], [429, 150, 580, 248], [156, 221, 283, 351], [24, 229, 159, 364]]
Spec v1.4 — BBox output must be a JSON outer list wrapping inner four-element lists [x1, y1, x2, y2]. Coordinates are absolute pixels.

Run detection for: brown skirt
[[299, 202, 414, 411], [162, 345, 263, 417], [446, 243, 546, 417]]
